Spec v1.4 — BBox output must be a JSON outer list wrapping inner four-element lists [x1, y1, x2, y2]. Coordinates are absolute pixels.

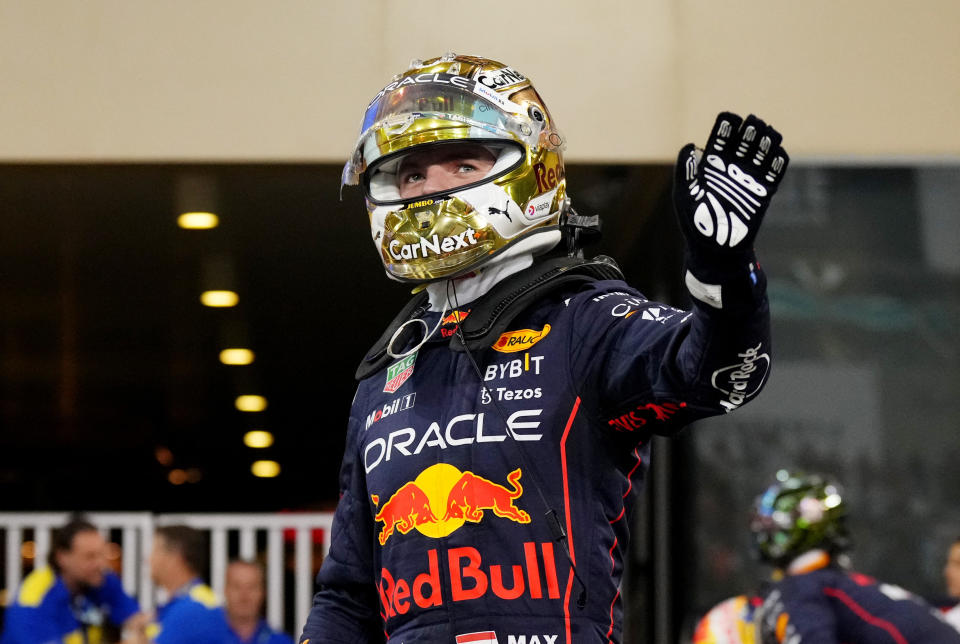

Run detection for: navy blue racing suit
[[302, 260, 771, 643], [757, 565, 960, 643]]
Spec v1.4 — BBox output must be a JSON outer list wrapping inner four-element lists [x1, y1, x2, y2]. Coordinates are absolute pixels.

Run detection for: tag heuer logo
[[384, 352, 417, 393]]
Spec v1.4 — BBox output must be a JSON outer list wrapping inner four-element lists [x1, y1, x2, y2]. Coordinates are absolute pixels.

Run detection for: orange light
[[155, 446, 174, 467], [168, 469, 188, 485]]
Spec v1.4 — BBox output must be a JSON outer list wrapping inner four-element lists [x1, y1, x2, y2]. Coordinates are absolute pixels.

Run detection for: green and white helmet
[[750, 470, 850, 567]]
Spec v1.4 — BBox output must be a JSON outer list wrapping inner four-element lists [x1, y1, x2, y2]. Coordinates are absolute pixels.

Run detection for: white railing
[[0, 511, 333, 634]]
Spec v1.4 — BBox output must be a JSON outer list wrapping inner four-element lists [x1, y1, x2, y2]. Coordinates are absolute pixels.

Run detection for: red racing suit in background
[[301, 257, 771, 643]]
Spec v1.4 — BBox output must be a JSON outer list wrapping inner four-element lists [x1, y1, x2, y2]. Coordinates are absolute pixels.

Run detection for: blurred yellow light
[[20, 541, 35, 560], [236, 395, 267, 412], [200, 290, 238, 307], [244, 430, 274, 448], [168, 469, 188, 485], [251, 460, 281, 478], [177, 212, 219, 229], [220, 348, 255, 365]]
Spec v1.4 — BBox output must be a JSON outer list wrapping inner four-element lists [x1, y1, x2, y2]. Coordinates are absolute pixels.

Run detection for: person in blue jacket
[[301, 52, 789, 643], [0, 515, 145, 644], [224, 560, 294, 644], [120, 524, 231, 644], [750, 470, 960, 643]]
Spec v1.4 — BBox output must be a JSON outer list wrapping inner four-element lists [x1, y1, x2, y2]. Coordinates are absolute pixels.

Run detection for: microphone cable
[[445, 279, 588, 610]]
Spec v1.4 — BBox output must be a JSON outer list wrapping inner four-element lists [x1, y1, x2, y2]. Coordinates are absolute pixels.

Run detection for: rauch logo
[[492, 324, 551, 353]]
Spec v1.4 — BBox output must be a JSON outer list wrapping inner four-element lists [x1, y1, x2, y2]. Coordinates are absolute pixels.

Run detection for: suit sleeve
[[300, 410, 384, 643], [574, 254, 770, 431], [758, 585, 840, 644]]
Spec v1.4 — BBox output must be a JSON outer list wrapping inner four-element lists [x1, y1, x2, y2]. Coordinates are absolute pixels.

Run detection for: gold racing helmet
[[342, 53, 568, 283]]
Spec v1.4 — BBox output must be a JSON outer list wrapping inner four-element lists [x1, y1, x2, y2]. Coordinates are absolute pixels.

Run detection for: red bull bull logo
[[441, 309, 471, 326], [373, 464, 529, 546], [441, 309, 471, 338]]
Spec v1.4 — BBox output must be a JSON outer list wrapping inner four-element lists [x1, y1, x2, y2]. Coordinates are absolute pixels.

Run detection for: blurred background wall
[[1, 0, 958, 162]]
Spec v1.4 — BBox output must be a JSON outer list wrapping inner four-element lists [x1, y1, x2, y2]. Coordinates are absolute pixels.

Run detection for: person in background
[[224, 560, 293, 644], [692, 594, 761, 644], [937, 535, 960, 631], [122, 524, 230, 644], [749, 470, 960, 643], [0, 515, 146, 644]]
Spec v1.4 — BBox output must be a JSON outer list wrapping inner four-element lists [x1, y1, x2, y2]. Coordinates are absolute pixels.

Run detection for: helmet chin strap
[[387, 230, 562, 356], [425, 252, 534, 312], [423, 229, 562, 311]]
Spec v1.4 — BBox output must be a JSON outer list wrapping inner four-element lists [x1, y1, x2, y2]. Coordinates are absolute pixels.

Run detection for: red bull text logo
[[441, 309, 471, 338], [373, 464, 529, 545], [378, 541, 562, 618], [533, 161, 564, 194], [492, 324, 551, 353]]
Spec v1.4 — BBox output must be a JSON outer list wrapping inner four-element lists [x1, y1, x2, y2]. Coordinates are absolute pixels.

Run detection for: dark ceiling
[[0, 163, 676, 513]]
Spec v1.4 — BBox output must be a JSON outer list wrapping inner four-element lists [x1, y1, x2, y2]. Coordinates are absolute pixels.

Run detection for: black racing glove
[[673, 112, 789, 309], [674, 112, 788, 254]]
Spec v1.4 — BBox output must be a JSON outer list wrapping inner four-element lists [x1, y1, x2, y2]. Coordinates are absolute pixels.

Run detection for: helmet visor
[[364, 139, 524, 206], [343, 74, 536, 187]]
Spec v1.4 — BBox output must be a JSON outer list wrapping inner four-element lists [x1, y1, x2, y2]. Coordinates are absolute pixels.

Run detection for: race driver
[[300, 53, 789, 643], [750, 471, 960, 643]]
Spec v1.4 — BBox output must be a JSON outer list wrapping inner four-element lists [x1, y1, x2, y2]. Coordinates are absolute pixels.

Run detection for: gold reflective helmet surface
[[343, 53, 567, 283]]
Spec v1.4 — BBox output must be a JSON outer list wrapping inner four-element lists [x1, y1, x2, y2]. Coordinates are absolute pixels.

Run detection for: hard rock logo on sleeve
[[711, 343, 769, 412]]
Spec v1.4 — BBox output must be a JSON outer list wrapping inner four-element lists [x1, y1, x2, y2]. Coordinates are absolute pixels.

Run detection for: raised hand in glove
[[673, 112, 789, 255]]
